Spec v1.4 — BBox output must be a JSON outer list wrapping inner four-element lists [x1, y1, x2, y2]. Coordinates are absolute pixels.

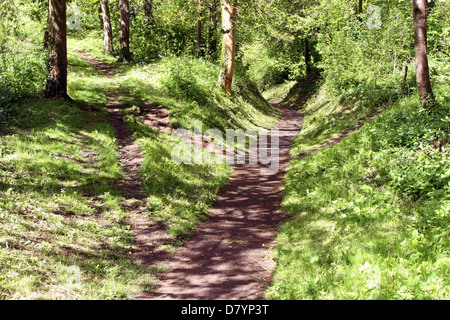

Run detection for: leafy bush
[[0, 7, 46, 106]]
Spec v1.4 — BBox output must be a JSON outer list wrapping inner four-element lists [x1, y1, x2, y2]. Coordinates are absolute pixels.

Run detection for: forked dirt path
[[137, 105, 303, 300], [72, 49, 174, 259], [73, 49, 303, 300]]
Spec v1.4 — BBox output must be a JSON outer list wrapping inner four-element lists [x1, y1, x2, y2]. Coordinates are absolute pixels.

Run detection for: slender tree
[[44, 0, 69, 100], [143, 0, 154, 27], [304, 37, 312, 75], [101, 0, 113, 54], [413, 0, 435, 109], [218, 0, 237, 95], [207, 0, 219, 57], [98, 6, 103, 29], [196, 2, 204, 59], [119, 0, 132, 61]]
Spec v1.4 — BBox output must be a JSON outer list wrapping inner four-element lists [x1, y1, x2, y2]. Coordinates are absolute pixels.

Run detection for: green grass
[[0, 100, 160, 299], [122, 56, 280, 133], [266, 56, 450, 300], [262, 80, 296, 104], [283, 71, 401, 156]]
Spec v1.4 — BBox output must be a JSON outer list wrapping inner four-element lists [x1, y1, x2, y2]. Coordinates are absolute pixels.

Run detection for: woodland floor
[[76, 49, 306, 299]]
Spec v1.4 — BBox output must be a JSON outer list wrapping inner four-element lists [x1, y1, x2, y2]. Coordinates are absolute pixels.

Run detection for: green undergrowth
[[68, 38, 280, 133], [284, 71, 408, 156], [267, 59, 450, 299], [0, 100, 160, 299]]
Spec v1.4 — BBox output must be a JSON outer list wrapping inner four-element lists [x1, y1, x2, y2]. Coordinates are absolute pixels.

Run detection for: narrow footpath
[[74, 49, 303, 300]]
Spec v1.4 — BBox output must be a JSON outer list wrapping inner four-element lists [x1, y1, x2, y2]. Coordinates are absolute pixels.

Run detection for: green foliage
[[0, 1, 47, 105], [0, 99, 160, 299], [318, 1, 414, 97]]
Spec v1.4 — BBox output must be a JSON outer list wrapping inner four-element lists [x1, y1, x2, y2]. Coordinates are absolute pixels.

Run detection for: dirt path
[[136, 105, 303, 300], [73, 49, 303, 300], [72, 49, 175, 258]]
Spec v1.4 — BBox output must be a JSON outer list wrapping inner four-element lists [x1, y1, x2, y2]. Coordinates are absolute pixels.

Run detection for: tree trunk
[[208, 0, 219, 56], [304, 37, 312, 75], [119, 0, 132, 61], [413, 0, 435, 109], [218, 0, 237, 95], [101, 0, 113, 54], [197, 19, 203, 58], [358, 0, 363, 14], [45, 0, 69, 100], [143, 0, 154, 27]]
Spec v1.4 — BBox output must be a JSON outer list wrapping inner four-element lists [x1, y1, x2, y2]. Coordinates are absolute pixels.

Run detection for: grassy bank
[[267, 56, 450, 300], [0, 99, 160, 299]]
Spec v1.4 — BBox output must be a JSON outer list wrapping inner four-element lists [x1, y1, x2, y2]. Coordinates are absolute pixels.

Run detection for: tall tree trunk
[[98, 6, 103, 30], [119, 0, 132, 61], [304, 37, 312, 75], [413, 0, 435, 109], [143, 0, 154, 27], [218, 0, 237, 95], [101, 0, 113, 54], [45, 0, 69, 100], [208, 0, 219, 57], [196, 18, 203, 58]]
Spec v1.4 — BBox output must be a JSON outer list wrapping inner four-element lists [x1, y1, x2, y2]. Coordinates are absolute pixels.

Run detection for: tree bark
[[101, 0, 113, 54], [197, 18, 203, 58], [143, 0, 154, 27], [403, 65, 408, 83], [413, 0, 435, 109], [304, 37, 312, 75], [119, 0, 132, 61], [218, 0, 237, 95], [45, 0, 69, 100], [358, 0, 363, 14], [208, 0, 219, 56]]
